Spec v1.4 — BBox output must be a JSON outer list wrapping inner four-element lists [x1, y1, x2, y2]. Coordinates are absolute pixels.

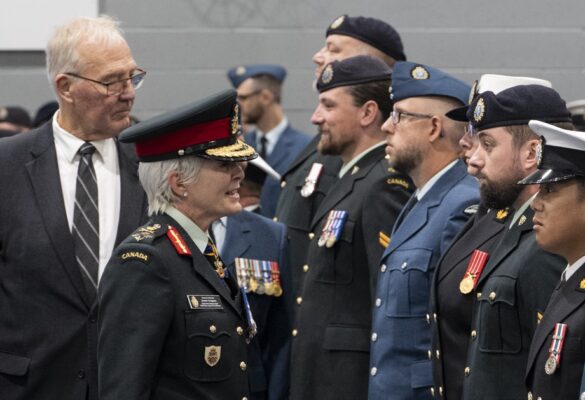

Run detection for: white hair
[[46, 15, 126, 90], [138, 157, 204, 216]]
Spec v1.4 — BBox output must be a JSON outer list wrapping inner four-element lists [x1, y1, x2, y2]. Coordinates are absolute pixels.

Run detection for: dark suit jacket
[[98, 214, 250, 400], [222, 211, 292, 400], [369, 160, 479, 400], [0, 123, 146, 400], [274, 134, 342, 313], [525, 264, 585, 400], [289, 145, 413, 400], [430, 208, 509, 400], [244, 124, 310, 218], [462, 207, 564, 400]]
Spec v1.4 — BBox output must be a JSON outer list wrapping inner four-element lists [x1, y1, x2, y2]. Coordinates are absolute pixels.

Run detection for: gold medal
[[326, 234, 336, 248], [265, 282, 275, 296], [273, 284, 283, 297], [301, 182, 316, 198], [256, 282, 266, 295], [544, 355, 557, 375], [249, 278, 259, 293], [318, 234, 327, 247], [459, 275, 475, 294]]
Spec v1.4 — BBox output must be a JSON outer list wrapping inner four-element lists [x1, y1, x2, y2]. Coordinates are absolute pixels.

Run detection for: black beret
[[0, 106, 31, 128], [465, 85, 571, 132], [326, 15, 406, 62], [316, 55, 391, 93]]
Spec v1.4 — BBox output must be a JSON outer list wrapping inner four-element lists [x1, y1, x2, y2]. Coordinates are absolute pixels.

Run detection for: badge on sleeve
[[301, 162, 324, 198], [318, 210, 348, 248]]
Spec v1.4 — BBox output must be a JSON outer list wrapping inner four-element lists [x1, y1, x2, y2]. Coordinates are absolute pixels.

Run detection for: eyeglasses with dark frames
[[65, 68, 147, 96], [389, 110, 433, 125]]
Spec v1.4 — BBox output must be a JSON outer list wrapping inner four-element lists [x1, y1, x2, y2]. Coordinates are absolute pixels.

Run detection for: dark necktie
[[72, 142, 99, 296], [259, 136, 268, 159]]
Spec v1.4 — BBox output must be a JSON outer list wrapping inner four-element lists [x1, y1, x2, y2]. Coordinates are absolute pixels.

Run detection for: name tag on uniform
[[187, 295, 223, 310]]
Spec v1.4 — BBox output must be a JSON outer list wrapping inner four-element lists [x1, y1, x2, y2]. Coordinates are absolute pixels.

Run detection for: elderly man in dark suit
[[0, 16, 147, 400], [289, 55, 413, 400], [518, 121, 585, 400]]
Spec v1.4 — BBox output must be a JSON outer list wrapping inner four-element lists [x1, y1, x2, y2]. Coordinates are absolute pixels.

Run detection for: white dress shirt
[[53, 112, 121, 281]]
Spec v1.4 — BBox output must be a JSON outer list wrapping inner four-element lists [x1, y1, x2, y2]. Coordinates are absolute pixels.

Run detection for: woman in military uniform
[[98, 90, 258, 400]]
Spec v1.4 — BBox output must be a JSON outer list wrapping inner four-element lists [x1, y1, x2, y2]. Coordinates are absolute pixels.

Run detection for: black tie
[[259, 136, 268, 159], [72, 142, 99, 296]]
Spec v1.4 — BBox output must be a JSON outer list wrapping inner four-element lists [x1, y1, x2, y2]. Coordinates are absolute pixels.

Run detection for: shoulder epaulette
[[128, 223, 166, 244]]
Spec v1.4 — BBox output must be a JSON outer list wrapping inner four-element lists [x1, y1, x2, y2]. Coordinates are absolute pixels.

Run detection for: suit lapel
[[114, 141, 146, 245], [267, 125, 294, 172], [222, 214, 251, 267], [477, 208, 534, 286], [25, 125, 92, 308], [310, 146, 384, 229], [526, 266, 585, 376]]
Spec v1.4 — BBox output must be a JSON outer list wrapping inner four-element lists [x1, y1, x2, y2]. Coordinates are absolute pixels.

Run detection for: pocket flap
[[323, 325, 370, 352], [478, 276, 517, 306], [185, 313, 231, 340], [0, 351, 30, 377], [388, 248, 433, 273], [410, 359, 432, 389]]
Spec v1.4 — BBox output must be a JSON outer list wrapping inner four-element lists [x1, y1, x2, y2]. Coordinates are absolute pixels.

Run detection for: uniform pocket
[[314, 219, 356, 285], [0, 351, 30, 377], [183, 312, 234, 382], [478, 276, 521, 354], [384, 248, 433, 317], [322, 324, 370, 353]]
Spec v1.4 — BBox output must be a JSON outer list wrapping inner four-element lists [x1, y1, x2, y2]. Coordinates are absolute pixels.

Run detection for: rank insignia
[[351, 166, 360, 175], [301, 162, 324, 198], [321, 64, 334, 85], [518, 215, 527, 226], [473, 98, 485, 123], [411, 65, 429, 80], [579, 279, 585, 290], [536, 137, 544, 168], [318, 210, 348, 248], [166, 225, 192, 256], [459, 249, 489, 294], [537, 311, 543, 322], [204, 345, 221, 367], [330, 15, 345, 30], [131, 224, 162, 242], [379, 231, 391, 248], [496, 208, 509, 221], [235, 66, 246, 76]]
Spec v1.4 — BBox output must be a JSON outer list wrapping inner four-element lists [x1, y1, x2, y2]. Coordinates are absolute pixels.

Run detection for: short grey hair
[[138, 157, 204, 216], [46, 15, 126, 90]]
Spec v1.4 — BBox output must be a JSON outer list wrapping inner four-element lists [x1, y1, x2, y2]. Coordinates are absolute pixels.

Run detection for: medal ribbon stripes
[[234, 257, 282, 297], [545, 323, 568, 375], [459, 249, 489, 294], [301, 162, 324, 198], [318, 210, 348, 248]]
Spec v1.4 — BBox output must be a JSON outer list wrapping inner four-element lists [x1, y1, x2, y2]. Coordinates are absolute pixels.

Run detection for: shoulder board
[[166, 225, 192, 256], [128, 223, 166, 244]]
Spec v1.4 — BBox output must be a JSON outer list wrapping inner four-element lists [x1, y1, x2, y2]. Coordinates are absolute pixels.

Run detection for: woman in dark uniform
[[98, 90, 257, 400]]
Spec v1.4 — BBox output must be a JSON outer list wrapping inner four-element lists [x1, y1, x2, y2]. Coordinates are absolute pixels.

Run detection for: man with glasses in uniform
[[0, 16, 147, 400]]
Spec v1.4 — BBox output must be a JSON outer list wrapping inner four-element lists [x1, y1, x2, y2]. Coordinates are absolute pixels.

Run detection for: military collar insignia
[[536, 137, 545, 168], [468, 80, 479, 104], [411, 65, 430, 80], [321, 64, 334, 85], [330, 15, 345, 30], [579, 278, 585, 290], [518, 215, 527, 226], [473, 98, 486, 123], [496, 208, 509, 221], [351, 165, 360, 175], [235, 66, 246, 76]]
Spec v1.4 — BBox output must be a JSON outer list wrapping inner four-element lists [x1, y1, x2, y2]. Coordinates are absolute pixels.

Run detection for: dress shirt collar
[[52, 110, 111, 161], [415, 159, 458, 201], [338, 141, 385, 178], [563, 253, 585, 281]]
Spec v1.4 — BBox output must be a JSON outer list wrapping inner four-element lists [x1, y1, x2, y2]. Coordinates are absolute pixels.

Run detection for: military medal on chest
[[545, 322, 567, 375], [234, 257, 283, 297], [459, 249, 489, 294], [318, 210, 348, 248], [301, 162, 324, 198]]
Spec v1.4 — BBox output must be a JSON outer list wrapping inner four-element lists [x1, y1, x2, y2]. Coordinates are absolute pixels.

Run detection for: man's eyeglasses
[[389, 110, 433, 125], [65, 68, 146, 96], [236, 90, 262, 102]]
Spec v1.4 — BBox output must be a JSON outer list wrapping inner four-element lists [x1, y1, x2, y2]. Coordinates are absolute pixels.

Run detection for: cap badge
[[0, 107, 7, 121], [535, 137, 544, 168], [330, 15, 345, 30], [231, 104, 240, 136], [473, 98, 485, 123], [321, 64, 334, 85], [235, 66, 246, 76], [469, 80, 479, 104], [411, 66, 430, 80]]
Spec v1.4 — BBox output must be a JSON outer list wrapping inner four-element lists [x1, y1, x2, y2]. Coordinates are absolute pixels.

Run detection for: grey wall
[[1, 0, 584, 134]]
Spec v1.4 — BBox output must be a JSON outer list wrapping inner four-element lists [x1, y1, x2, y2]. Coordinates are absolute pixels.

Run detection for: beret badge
[[469, 80, 479, 104], [473, 98, 486, 123], [535, 137, 544, 168], [0, 107, 7, 120], [321, 64, 334, 85], [330, 15, 345, 30], [411, 66, 429, 80], [235, 66, 246, 76]]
